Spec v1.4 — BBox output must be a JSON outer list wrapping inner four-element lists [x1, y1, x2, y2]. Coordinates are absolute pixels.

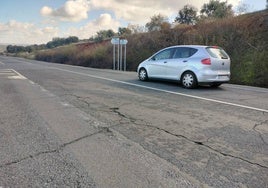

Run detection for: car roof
[[165, 45, 209, 49]]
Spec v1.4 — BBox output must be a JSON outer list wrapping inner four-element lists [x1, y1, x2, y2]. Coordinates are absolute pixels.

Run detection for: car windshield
[[206, 47, 229, 59]]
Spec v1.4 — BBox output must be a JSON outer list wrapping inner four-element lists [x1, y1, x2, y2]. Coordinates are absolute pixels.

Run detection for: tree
[[200, 0, 234, 19], [46, 36, 79, 49], [175, 5, 198, 25], [94, 29, 116, 42], [145, 14, 169, 32], [118, 27, 132, 36], [127, 24, 146, 34], [6, 45, 28, 53], [65, 36, 79, 44]]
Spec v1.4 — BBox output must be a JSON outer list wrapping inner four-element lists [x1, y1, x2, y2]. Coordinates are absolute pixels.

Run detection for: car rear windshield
[[206, 47, 229, 59]]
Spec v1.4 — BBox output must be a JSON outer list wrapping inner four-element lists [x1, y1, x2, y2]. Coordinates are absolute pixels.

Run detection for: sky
[[0, 0, 266, 45]]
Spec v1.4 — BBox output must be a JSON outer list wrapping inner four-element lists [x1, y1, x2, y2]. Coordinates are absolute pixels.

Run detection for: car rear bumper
[[197, 73, 230, 83]]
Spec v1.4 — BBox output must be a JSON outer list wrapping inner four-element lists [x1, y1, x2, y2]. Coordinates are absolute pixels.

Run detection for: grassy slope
[[34, 10, 268, 87]]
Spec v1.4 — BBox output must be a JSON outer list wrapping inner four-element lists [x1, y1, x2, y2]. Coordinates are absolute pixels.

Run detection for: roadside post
[[111, 37, 119, 70], [120, 39, 128, 71], [111, 37, 128, 71]]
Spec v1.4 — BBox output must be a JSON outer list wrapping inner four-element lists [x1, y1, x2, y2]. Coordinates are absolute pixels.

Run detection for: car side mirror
[[151, 56, 156, 61]]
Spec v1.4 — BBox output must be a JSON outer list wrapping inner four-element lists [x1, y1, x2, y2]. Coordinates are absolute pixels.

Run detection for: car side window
[[153, 48, 175, 60], [173, 47, 198, 59]]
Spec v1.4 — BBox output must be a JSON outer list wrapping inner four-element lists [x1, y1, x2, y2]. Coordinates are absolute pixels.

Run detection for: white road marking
[[50, 67, 268, 113], [0, 69, 13, 74], [0, 69, 26, 80], [8, 69, 27, 80], [0, 72, 13, 75], [29, 80, 35, 85], [0, 61, 4, 65]]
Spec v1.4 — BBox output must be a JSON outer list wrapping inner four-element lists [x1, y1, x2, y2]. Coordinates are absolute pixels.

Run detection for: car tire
[[181, 71, 197, 89], [139, 68, 148, 81]]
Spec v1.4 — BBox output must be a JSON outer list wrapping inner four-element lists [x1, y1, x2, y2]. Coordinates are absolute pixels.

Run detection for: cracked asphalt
[[0, 56, 268, 187]]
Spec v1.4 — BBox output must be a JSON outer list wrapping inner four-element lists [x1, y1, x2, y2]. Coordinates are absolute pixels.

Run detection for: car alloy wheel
[[139, 68, 148, 81], [182, 72, 197, 89]]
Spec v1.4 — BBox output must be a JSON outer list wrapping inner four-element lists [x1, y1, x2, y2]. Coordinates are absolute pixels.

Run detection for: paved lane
[[0, 56, 267, 187]]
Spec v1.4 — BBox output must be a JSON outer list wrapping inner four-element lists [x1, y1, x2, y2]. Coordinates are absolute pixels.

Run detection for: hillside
[[33, 10, 268, 87], [0, 44, 7, 53]]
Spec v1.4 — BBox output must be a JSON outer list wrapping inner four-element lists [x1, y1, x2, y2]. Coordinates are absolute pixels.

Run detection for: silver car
[[137, 45, 231, 88]]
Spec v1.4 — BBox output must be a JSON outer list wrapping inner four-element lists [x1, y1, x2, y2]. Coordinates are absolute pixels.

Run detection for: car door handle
[[183, 60, 188, 63], [164, 61, 167, 63]]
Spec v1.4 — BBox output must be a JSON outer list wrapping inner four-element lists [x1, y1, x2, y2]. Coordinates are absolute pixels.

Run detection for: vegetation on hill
[[35, 40, 112, 68], [5, 36, 79, 53], [33, 10, 268, 88], [5, 0, 268, 88]]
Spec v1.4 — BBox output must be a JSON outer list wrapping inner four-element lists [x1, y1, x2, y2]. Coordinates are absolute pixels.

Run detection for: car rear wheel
[[181, 72, 197, 89], [139, 68, 148, 81]]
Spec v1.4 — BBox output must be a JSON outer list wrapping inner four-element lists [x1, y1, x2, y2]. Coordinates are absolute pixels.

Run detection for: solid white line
[[10, 69, 27, 79], [51, 67, 268, 113], [0, 61, 5, 65]]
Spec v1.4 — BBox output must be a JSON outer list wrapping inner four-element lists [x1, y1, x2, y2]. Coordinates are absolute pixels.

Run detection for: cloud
[[0, 14, 119, 44], [2, 0, 242, 44], [40, 0, 90, 22], [93, 13, 118, 27], [89, 0, 241, 24], [39, 0, 241, 30], [67, 13, 120, 39], [40, 6, 53, 16], [0, 20, 59, 44]]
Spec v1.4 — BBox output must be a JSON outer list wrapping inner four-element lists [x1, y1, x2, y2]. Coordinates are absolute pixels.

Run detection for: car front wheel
[[139, 68, 148, 81], [181, 72, 197, 89]]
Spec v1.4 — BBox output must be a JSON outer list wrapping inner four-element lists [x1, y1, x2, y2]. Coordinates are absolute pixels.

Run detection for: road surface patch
[[50, 67, 268, 113]]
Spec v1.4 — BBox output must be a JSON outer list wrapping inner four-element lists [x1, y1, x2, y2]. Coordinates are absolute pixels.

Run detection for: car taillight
[[201, 58, 211, 65]]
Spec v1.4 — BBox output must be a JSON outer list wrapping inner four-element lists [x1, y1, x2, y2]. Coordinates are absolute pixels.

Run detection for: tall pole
[[120, 43, 123, 71], [117, 40, 120, 70], [113, 44, 115, 70], [124, 44, 127, 71]]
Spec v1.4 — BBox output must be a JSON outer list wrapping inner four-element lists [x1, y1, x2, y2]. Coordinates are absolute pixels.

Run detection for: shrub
[[33, 11, 268, 88]]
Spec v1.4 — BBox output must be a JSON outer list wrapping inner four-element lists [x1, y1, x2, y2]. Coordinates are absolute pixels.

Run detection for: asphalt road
[[0, 56, 268, 187]]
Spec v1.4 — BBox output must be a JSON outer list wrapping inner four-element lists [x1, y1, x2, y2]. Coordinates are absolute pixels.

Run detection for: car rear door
[[165, 47, 198, 80], [147, 48, 175, 79]]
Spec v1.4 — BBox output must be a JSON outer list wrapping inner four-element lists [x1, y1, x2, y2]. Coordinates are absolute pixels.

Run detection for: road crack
[[63, 94, 92, 108], [253, 119, 268, 145], [110, 109, 268, 169], [0, 127, 111, 168], [109, 107, 135, 123]]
